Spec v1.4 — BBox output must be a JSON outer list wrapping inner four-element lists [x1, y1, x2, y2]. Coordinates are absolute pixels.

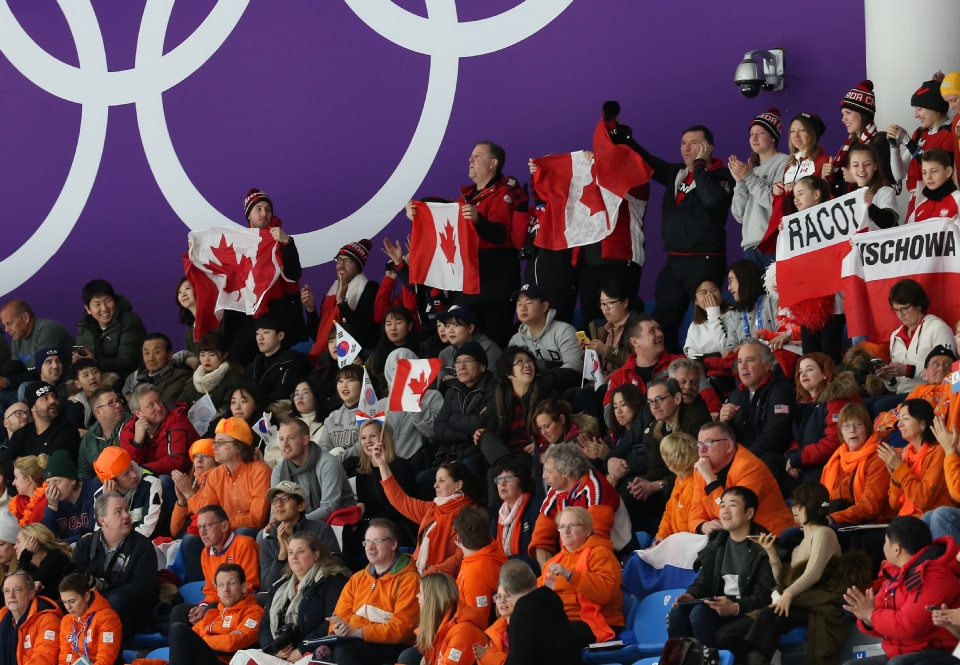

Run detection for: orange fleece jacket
[[0, 596, 61, 665], [424, 603, 489, 665], [687, 445, 795, 536], [331, 553, 420, 645], [58, 591, 120, 665], [188, 460, 272, 530], [889, 445, 954, 517], [823, 452, 896, 525], [478, 616, 508, 665], [536, 535, 623, 628], [200, 533, 261, 604], [656, 473, 696, 541], [381, 474, 466, 576], [457, 542, 507, 625], [944, 453, 960, 504], [193, 594, 264, 662]]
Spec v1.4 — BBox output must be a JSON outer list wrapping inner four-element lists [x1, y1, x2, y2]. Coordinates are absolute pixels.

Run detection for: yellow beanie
[[940, 72, 960, 97]]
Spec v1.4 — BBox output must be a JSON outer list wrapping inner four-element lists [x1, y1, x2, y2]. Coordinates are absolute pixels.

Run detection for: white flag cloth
[[335, 323, 361, 368], [358, 368, 378, 418], [187, 393, 217, 436], [582, 348, 606, 389]]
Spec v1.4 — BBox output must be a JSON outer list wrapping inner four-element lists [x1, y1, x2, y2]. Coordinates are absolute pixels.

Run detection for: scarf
[[498, 493, 529, 557], [11, 484, 48, 526], [269, 561, 323, 637], [422, 492, 472, 570], [821, 435, 879, 503], [191, 360, 232, 393], [276, 442, 324, 513], [898, 443, 936, 516], [308, 273, 370, 365], [832, 122, 879, 170]]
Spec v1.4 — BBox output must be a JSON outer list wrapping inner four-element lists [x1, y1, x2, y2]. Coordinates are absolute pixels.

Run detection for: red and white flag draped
[[408, 202, 480, 294], [530, 120, 652, 250], [183, 227, 287, 340], [775, 190, 871, 308], [389, 358, 442, 412], [842, 217, 960, 342]]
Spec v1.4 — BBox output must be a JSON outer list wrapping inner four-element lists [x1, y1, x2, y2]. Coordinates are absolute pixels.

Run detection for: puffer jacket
[[122, 362, 193, 403], [508, 310, 583, 373], [57, 591, 120, 665], [75, 295, 146, 374], [0, 596, 62, 665], [785, 373, 861, 469], [424, 603, 489, 665], [433, 371, 497, 459]]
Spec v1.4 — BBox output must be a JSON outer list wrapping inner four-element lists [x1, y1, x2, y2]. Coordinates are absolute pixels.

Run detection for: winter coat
[[0, 596, 62, 665], [243, 348, 311, 403], [732, 152, 790, 249], [258, 517, 342, 590], [57, 591, 120, 665], [537, 535, 623, 628], [508, 310, 583, 374], [118, 402, 197, 475], [491, 492, 543, 575], [457, 541, 508, 623], [433, 372, 497, 460], [193, 594, 263, 661], [504, 586, 584, 665], [888, 314, 957, 394], [437, 333, 502, 387], [784, 373, 861, 469], [122, 362, 192, 404], [178, 362, 244, 410], [687, 525, 775, 615], [478, 375, 561, 462], [424, 603, 489, 665], [684, 306, 740, 357], [860, 537, 960, 657], [728, 371, 796, 457], [610, 401, 711, 480], [75, 294, 146, 374], [77, 414, 131, 479], [258, 565, 350, 652], [330, 553, 420, 645]]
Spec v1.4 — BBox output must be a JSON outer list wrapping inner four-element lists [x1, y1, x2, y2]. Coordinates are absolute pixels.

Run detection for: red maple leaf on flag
[[407, 371, 429, 403], [204, 235, 253, 301], [579, 178, 607, 222], [439, 221, 458, 274]]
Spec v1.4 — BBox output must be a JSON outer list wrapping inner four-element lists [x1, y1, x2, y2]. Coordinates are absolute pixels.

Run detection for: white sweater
[[889, 313, 957, 394], [684, 306, 739, 357]]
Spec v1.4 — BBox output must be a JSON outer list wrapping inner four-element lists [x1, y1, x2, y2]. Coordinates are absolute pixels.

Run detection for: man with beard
[[2, 382, 81, 463]]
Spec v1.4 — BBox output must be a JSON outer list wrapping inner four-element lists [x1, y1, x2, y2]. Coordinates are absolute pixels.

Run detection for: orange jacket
[[656, 473, 696, 541], [193, 594, 263, 662], [889, 445, 954, 517], [381, 474, 467, 576], [528, 469, 619, 558], [687, 445, 795, 536], [172, 468, 212, 536], [188, 460, 272, 530], [58, 591, 121, 665], [536, 535, 623, 629], [478, 616, 508, 665], [821, 444, 896, 525], [0, 596, 61, 665], [946, 454, 960, 504], [424, 603, 489, 665], [457, 542, 507, 625], [331, 553, 420, 645], [200, 533, 261, 604]]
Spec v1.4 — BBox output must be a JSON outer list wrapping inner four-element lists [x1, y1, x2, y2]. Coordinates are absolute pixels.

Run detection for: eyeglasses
[[5, 410, 28, 419], [557, 523, 583, 533], [94, 399, 121, 412], [454, 359, 476, 368], [890, 305, 914, 316], [361, 538, 395, 547], [697, 438, 729, 449], [494, 475, 517, 485], [840, 423, 865, 431], [212, 440, 232, 448], [335, 256, 354, 265], [270, 495, 297, 506], [647, 395, 675, 406], [493, 593, 512, 603], [196, 520, 227, 532], [599, 299, 623, 310], [512, 358, 535, 367]]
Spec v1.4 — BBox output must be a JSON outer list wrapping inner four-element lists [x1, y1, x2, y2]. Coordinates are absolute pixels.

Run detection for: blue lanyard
[[71, 612, 95, 660], [742, 296, 763, 337]]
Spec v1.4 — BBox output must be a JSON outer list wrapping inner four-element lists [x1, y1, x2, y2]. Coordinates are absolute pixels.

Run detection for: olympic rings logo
[[0, 0, 572, 295]]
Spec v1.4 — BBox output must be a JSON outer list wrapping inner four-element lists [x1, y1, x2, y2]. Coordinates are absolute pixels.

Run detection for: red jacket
[[119, 403, 197, 475], [860, 537, 960, 657], [374, 272, 420, 326], [458, 176, 519, 251], [603, 352, 721, 412]]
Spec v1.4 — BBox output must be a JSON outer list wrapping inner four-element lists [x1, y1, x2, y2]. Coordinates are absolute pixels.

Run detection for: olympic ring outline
[[0, 0, 573, 294]]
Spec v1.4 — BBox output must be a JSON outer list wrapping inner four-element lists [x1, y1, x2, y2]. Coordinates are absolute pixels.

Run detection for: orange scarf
[[426, 493, 473, 566], [547, 547, 615, 643], [9, 483, 48, 527], [821, 436, 879, 503], [898, 443, 935, 516]]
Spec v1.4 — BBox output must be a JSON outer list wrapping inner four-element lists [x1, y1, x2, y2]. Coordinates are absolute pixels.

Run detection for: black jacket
[[687, 525, 778, 615], [72, 530, 159, 623], [479, 374, 561, 464], [258, 569, 350, 652], [433, 371, 497, 458], [611, 401, 712, 480], [75, 295, 147, 375], [305, 280, 380, 351], [632, 143, 735, 255], [2, 414, 81, 464], [728, 373, 795, 458], [243, 348, 312, 402], [505, 586, 585, 665]]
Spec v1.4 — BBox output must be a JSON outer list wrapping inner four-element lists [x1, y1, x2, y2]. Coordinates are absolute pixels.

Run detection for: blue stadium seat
[[583, 588, 684, 664], [131, 632, 169, 649], [635, 532, 652, 550], [631, 658, 659, 665], [146, 647, 170, 660], [122, 649, 137, 664], [630, 649, 733, 665], [179, 580, 206, 605]]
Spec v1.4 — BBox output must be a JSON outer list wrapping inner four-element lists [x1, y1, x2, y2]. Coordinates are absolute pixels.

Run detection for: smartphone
[[745, 535, 763, 540], [72, 346, 86, 355], [870, 358, 885, 367], [927, 605, 940, 611], [575, 331, 589, 344]]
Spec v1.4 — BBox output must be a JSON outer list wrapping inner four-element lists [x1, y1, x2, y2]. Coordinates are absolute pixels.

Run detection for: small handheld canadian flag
[[335, 323, 361, 368], [582, 349, 606, 390], [389, 359, 442, 412]]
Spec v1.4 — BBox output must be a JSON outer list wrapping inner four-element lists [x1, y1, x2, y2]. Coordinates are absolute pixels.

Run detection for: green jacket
[[686, 525, 778, 615], [75, 295, 146, 374], [77, 413, 132, 479]]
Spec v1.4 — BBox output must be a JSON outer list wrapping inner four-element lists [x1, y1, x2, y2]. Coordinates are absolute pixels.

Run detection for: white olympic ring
[[0, 0, 572, 295]]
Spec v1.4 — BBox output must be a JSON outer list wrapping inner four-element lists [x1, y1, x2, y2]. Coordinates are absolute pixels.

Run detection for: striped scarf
[[832, 121, 879, 170]]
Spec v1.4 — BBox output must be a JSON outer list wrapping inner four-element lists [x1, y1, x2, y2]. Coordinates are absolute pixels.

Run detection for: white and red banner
[[842, 216, 960, 342], [389, 358, 442, 412], [531, 120, 651, 251], [582, 349, 606, 390], [408, 202, 480, 294], [183, 227, 286, 340], [775, 191, 865, 307]]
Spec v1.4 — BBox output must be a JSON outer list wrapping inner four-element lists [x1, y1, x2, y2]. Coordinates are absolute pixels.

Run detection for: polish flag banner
[[408, 202, 480, 294], [183, 227, 286, 340], [775, 191, 867, 307], [842, 217, 960, 342], [531, 120, 652, 251], [389, 359, 442, 412]]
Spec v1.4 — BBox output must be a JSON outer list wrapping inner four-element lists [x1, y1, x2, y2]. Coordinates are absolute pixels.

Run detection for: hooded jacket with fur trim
[[785, 372, 862, 469]]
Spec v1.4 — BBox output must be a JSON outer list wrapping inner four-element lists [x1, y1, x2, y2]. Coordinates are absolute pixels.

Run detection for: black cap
[[454, 341, 488, 368], [793, 112, 826, 143], [511, 283, 548, 302], [437, 305, 476, 326], [925, 345, 958, 368], [24, 382, 54, 409]]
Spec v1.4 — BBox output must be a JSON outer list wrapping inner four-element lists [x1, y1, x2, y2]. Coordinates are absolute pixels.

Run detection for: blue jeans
[[745, 246, 776, 271], [666, 602, 738, 649], [924, 506, 960, 544]]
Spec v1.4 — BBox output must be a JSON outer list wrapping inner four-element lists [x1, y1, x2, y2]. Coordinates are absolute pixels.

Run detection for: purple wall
[[1, 0, 865, 344]]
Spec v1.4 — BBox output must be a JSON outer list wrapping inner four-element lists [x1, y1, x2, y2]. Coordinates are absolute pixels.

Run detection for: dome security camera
[[734, 49, 784, 98]]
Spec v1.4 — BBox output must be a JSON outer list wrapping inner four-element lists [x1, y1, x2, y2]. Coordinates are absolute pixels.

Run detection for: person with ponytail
[[729, 108, 790, 269], [9, 455, 47, 526]]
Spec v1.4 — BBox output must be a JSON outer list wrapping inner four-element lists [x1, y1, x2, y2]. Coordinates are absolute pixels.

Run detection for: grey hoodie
[[270, 445, 356, 522], [317, 402, 359, 460], [509, 309, 583, 373], [731, 152, 789, 249], [373, 348, 443, 459]]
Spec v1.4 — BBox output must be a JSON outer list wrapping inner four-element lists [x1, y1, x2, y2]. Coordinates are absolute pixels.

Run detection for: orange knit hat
[[94, 447, 132, 482], [215, 417, 253, 445], [189, 438, 216, 459]]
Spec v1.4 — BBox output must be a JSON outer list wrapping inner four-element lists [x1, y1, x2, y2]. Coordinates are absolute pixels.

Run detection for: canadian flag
[[842, 216, 960, 342], [408, 202, 480, 294], [389, 359, 442, 412], [183, 227, 287, 340], [582, 349, 606, 390], [531, 120, 652, 250]]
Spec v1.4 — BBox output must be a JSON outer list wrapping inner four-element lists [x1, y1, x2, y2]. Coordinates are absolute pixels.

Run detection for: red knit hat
[[243, 188, 272, 218], [841, 80, 876, 117], [336, 239, 372, 269], [750, 108, 782, 143]]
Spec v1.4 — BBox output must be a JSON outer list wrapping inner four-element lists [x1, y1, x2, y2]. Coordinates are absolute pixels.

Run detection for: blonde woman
[[9, 455, 48, 526], [652, 432, 701, 545], [355, 419, 418, 542], [398, 571, 487, 665], [15, 523, 72, 595]]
